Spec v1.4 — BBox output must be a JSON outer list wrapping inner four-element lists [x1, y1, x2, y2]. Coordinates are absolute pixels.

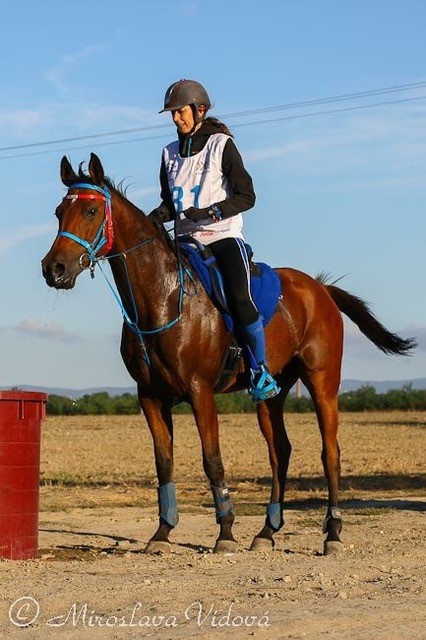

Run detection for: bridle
[[57, 181, 194, 365], [58, 182, 114, 276]]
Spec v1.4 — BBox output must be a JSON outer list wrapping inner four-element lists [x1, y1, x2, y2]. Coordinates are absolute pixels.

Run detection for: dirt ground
[[0, 411, 425, 639]]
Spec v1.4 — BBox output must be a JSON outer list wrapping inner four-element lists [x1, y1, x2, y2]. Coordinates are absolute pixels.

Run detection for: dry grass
[[39, 411, 426, 513]]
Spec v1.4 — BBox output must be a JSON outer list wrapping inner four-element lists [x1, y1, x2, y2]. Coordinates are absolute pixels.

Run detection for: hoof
[[144, 540, 172, 555], [323, 540, 344, 556], [213, 539, 238, 555], [249, 536, 274, 552]]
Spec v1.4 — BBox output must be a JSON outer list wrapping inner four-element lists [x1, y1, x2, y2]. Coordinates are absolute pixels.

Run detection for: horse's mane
[[74, 163, 131, 201]]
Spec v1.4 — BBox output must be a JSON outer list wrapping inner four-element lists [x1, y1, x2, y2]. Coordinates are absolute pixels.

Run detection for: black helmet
[[160, 79, 211, 113]]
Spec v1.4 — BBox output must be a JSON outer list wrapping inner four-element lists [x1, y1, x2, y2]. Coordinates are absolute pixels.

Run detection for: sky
[[0, 0, 425, 390]]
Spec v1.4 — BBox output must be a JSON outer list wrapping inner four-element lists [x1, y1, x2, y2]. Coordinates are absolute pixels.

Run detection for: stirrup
[[249, 365, 281, 402]]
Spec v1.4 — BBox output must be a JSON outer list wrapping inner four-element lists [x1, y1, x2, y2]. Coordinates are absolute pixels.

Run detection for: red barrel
[[0, 391, 48, 560]]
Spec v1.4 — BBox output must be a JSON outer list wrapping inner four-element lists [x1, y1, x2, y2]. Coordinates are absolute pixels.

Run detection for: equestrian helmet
[[160, 79, 211, 113]]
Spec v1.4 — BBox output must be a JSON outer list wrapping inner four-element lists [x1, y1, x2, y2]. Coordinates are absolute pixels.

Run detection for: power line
[[221, 80, 426, 118], [0, 123, 169, 152], [230, 94, 426, 129], [2, 93, 425, 160], [1, 80, 425, 154], [1, 86, 426, 160]]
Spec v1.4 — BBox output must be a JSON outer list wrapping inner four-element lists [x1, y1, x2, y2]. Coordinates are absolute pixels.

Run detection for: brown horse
[[42, 153, 415, 555]]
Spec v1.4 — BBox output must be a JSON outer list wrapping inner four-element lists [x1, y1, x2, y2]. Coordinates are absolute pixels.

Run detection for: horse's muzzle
[[41, 255, 78, 290]]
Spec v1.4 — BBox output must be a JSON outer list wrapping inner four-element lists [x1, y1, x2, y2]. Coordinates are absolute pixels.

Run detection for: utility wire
[[1, 85, 426, 160], [1, 80, 425, 154], [230, 94, 426, 128], [2, 93, 425, 160], [220, 80, 426, 118]]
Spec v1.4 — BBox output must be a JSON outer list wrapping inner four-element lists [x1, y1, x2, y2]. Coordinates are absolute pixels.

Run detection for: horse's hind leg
[[191, 388, 237, 554], [139, 396, 177, 554], [304, 370, 343, 555], [250, 372, 295, 551]]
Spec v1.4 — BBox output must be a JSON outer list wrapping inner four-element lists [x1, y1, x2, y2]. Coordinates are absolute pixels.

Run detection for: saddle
[[179, 239, 282, 392], [179, 239, 281, 333]]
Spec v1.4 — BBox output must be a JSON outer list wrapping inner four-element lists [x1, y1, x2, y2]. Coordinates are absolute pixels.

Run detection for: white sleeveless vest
[[162, 133, 244, 245]]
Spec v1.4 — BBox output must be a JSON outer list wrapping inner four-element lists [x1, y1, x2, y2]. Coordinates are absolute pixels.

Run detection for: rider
[[150, 79, 280, 402]]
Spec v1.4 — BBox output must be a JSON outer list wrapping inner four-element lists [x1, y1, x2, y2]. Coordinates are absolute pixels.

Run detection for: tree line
[[46, 385, 426, 415]]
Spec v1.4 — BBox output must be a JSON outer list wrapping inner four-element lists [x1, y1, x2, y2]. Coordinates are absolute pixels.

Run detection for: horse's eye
[[86, 207, 97, 218]]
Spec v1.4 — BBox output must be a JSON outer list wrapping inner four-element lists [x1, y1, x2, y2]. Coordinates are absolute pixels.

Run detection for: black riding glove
[[183, 207, 211, 222], [148, 204, 173, 224], [183, 205, 223, 222]]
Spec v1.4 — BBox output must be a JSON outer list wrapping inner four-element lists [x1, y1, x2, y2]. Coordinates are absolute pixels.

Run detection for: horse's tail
[[325, 283, 417, 355]]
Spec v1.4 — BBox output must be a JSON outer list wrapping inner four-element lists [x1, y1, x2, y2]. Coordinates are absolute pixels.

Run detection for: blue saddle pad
[[180, 242, 281, 333]]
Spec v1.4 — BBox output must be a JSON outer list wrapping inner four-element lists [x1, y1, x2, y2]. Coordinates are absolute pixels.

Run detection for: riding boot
[[238, 318, 280, 402]]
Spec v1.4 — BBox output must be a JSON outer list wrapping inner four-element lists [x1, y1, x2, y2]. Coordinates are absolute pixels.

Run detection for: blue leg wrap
[[266, 502, 285, 531], [158, 482, 179, 527], [239, 319, 281, 401], [211, 483, 234, 523]]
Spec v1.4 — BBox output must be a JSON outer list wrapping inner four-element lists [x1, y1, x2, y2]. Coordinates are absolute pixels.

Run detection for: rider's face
[[171, 105, 205, 135]]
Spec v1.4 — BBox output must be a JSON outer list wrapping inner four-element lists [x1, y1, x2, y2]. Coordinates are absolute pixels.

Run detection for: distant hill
[[1, 378, 425, 399]]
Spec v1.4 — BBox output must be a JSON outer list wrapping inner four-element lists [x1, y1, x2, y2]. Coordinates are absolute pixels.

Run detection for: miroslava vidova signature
[[45, 601, 270, 628]]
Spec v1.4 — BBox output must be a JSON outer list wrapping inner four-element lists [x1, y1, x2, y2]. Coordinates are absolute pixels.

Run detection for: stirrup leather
[[249, 365, 281, 402]]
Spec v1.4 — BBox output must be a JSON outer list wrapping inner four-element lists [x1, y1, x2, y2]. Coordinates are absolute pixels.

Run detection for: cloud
[[0, 223, 56, 259], [127, 185, 158, 199], [342, 317, 369, 347], [15, 319, 81, 343], [405, 325, 426, 351], [0, 108, 51, 137], [246, 139, 316, 163], [342, 317, 423, 350], [74, 105, 151, 130], [340, 318, 425, 381], [45, 45, 107, 93], [0, 100, 156, 144], [246, 101, 426, 185]]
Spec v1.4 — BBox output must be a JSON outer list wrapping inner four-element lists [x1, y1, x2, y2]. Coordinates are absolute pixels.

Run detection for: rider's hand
[[183, 207, 211, 222], [148, 204, 172, 224]]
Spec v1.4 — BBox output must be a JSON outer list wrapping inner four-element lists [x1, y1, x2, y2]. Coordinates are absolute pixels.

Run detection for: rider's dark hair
[[204, 116, 234, 138]]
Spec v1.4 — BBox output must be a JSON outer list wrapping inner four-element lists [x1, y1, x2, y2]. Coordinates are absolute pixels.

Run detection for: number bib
[[162, 133, 244, 245]]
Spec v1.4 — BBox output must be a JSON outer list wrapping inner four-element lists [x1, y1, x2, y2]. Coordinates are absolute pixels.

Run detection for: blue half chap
[[239, 317, 266, 369]]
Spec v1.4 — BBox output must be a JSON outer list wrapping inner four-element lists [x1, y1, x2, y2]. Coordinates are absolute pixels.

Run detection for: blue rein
[[58, 182, 192, 365]]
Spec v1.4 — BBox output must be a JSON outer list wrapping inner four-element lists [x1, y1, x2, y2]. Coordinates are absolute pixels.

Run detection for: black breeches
[[208, 237, 259, 325]]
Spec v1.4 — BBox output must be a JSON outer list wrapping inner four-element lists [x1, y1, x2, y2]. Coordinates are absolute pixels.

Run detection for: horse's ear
[[88, 153, 105, 186], [60, 156, 78, 186]]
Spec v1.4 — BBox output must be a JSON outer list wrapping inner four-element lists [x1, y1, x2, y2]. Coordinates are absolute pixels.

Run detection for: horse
[[41, 153, 416, 556]]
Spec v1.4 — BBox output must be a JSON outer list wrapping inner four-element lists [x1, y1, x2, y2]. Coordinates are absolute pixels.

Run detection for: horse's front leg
[[191, 386, 237, 554], [139, 395, 177, 554]]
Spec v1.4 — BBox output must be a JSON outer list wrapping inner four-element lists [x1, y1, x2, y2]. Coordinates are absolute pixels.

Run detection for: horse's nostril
[[42, 260, 67, 286], [51, 262, 66, 278]]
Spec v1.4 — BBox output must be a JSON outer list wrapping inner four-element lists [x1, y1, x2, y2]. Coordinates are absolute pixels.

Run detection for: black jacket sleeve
[[216, 138, 256, 218], [157, 158, 176, 221]]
